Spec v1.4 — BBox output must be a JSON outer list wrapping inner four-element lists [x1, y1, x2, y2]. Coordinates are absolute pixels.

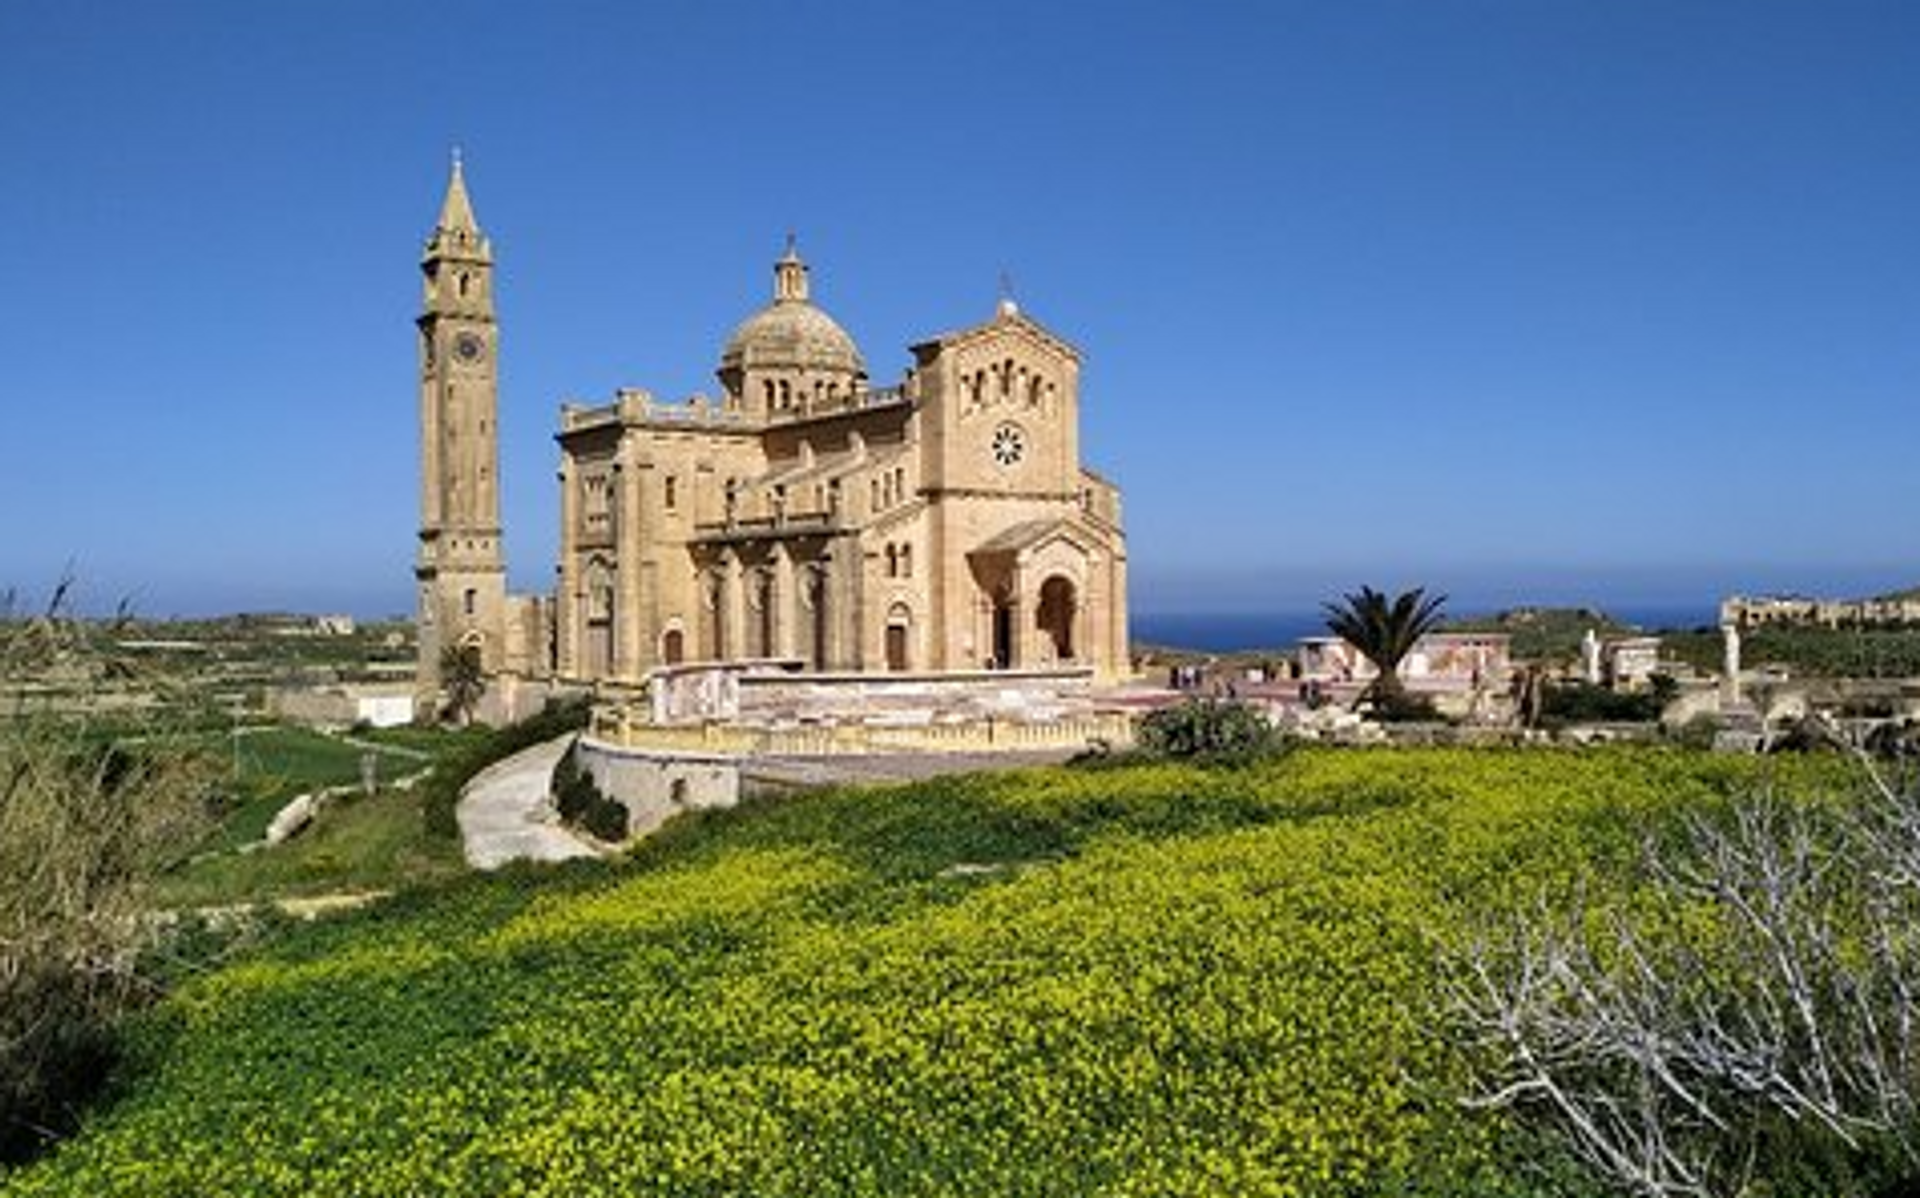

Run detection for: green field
[[0, 747, 1862, 1195], [183, 726, 434, 849], [153, 723, 485, 906]]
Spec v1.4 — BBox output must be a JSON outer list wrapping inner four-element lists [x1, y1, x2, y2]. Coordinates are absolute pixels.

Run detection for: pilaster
[[722, 549, 745, 663], [614, 440, 645, 678], [556, 459, 580, 677]]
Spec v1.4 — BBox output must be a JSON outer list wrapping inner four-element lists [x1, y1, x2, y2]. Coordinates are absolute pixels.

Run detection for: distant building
[[1721, 593, 1920, 630], [1602, 636, 1662, 689], [1297, 632, 1511, 688]]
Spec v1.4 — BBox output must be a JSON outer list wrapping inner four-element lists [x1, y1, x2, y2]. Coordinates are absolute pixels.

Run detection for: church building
[[415, 158, 1129, 712]]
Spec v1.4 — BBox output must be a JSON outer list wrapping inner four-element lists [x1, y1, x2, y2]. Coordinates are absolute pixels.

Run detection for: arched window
[[900, 543, 912, 578]]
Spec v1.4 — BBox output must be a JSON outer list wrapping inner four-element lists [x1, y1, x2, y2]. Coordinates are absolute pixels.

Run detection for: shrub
[[1538, 680, 1665, 726], [552, 745, 629, 842], [1365, 690, 1446, 724], [1135, 698, 1276, 762]]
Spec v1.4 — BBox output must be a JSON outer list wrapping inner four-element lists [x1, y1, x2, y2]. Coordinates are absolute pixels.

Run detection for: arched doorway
[[1037, 576, 1077, 663], [886, 603, 913, 672], [584, 559, 615, 676], [660, 626, 685, 666]]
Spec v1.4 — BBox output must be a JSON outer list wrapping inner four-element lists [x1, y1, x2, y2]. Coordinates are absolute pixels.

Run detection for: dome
[[720, 300, 865, 375], [718, 244, 865, 377]]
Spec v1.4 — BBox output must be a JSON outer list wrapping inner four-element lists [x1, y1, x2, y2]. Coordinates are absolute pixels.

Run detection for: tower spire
[[437, 148, 479, 235]]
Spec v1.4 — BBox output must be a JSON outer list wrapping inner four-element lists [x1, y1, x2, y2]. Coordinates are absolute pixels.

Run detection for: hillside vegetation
[[0, 748, 1856, 1196]]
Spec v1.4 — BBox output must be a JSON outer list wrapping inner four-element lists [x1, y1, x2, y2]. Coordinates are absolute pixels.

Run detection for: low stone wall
[[572, 736, 740, 839], [589, 662, 1129, 759], [589, 710, 1135, 758], [269, 683, 415, 729]]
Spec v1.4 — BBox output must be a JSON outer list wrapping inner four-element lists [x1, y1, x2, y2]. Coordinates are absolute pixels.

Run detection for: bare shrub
[[1446, 757, 1920, 1196], [0, 585, 213, 1160]]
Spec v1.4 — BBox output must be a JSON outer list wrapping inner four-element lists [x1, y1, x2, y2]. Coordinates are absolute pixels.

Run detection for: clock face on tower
[[990, 423, 1027, 469], [453, 332, 486, 364]]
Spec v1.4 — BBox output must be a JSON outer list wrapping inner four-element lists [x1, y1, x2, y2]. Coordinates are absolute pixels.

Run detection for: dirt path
[[455, 734, 601, 870]]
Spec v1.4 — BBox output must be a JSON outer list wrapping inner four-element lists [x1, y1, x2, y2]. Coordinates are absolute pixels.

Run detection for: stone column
[[818, 549, 841, 670], [1721, 623, 1742, 706], [1581, 629, 1602, 685], [1013, 564, 1033, 670]]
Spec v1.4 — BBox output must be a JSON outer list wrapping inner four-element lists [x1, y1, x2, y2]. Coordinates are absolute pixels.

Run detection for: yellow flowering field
[[0, 747, 1826, 1196]]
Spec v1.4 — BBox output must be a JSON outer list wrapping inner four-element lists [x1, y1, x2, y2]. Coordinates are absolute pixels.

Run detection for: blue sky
[[2, 2, 1917, 620]]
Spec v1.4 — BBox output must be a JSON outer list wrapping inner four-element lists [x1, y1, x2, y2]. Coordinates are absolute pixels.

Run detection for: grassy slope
[[2, 747, 1833, 1197], [155, 784, 465, 908]]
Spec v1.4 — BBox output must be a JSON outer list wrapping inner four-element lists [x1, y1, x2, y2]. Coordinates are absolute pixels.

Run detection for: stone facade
[[552, 247, 1130, 686], [414, 160, 1130, 715]]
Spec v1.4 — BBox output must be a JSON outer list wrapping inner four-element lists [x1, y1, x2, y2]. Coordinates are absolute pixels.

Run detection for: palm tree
[[440, 642, 485, 726], [1322, 585, 1448, 709]]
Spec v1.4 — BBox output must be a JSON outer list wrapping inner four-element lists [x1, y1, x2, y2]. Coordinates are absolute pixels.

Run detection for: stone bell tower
[[415, 152, 507, 714]]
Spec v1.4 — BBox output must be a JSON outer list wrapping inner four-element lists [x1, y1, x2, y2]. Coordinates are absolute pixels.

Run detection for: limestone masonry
[[414, 158, 1129, 717]]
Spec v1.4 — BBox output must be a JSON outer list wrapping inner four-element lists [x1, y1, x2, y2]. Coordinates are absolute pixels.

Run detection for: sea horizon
[[1132, 603, 1720, 654]]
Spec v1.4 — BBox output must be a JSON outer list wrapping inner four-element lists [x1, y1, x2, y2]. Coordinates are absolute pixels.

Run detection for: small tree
[[1322, 585, 1448, 711], [439, 641, 485, 726]]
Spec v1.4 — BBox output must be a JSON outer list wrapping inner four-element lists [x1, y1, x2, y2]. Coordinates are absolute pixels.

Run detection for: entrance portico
[[968, 519, 1100, 671]]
